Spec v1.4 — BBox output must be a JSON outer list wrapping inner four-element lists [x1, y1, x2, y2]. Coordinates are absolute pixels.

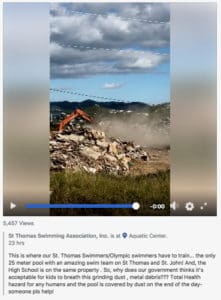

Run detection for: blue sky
[[50, 3, 170, 104]]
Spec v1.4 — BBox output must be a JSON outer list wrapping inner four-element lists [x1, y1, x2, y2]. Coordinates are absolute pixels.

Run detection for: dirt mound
[[50, 125, 149, 175]]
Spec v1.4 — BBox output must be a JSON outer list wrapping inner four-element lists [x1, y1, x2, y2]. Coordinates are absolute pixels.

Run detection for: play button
[[10, 202, 16, 210]]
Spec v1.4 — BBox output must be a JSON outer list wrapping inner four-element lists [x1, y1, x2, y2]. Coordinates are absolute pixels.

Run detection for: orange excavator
[[59, 109, 93, 132]]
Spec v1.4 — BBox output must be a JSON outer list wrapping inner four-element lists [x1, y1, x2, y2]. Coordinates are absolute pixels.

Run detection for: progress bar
[[25, 203, 140, 210]]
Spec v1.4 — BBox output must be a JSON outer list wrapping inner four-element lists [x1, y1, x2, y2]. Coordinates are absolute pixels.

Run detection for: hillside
[[50, 99, 150, 113]]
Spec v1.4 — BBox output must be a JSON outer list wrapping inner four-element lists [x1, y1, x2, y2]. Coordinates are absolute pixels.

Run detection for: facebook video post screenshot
[[0, 0, 220, 299]]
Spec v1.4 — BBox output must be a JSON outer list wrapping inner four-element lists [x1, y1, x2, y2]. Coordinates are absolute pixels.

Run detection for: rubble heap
[[50, 125, 149, 175]]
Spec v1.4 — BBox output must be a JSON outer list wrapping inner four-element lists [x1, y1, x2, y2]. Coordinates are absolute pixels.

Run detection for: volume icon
[[170, 201, 176, 211]]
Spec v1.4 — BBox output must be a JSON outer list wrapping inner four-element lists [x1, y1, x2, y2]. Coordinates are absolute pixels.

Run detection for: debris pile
[[50, 125, 149, 175]]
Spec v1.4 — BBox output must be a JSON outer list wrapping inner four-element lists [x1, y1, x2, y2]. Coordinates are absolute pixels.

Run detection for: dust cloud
[[97, 116, 170, 148]]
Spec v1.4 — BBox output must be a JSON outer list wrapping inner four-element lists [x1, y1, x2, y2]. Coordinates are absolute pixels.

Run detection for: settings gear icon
[[185, 202, 195, 211]]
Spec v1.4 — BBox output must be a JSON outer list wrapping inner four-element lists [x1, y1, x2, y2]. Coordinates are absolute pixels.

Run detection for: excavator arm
[[59, 109, 92, 132]]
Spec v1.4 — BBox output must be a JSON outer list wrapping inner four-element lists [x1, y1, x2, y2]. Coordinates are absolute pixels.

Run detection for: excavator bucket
[[58, 109, 92, 132]]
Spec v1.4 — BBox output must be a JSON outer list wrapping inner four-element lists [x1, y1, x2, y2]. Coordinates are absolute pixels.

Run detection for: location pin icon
[[122, 232, 127, 238]]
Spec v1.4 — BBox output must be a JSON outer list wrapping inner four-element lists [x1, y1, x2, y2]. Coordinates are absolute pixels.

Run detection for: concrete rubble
[[50, 125, 149, 175]]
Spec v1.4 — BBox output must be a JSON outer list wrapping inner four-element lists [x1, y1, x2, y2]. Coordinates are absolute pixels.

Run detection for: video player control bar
[[25, 203, 140, 210]]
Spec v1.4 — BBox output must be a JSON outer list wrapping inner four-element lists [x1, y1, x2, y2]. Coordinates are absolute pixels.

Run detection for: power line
[[57, 43, 169, 56], [68, 10, 169, 24], [50, 88, 150, 103]]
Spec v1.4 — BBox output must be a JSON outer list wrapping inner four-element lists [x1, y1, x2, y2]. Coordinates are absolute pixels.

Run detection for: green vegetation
[[50, 171, 170, 216]]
